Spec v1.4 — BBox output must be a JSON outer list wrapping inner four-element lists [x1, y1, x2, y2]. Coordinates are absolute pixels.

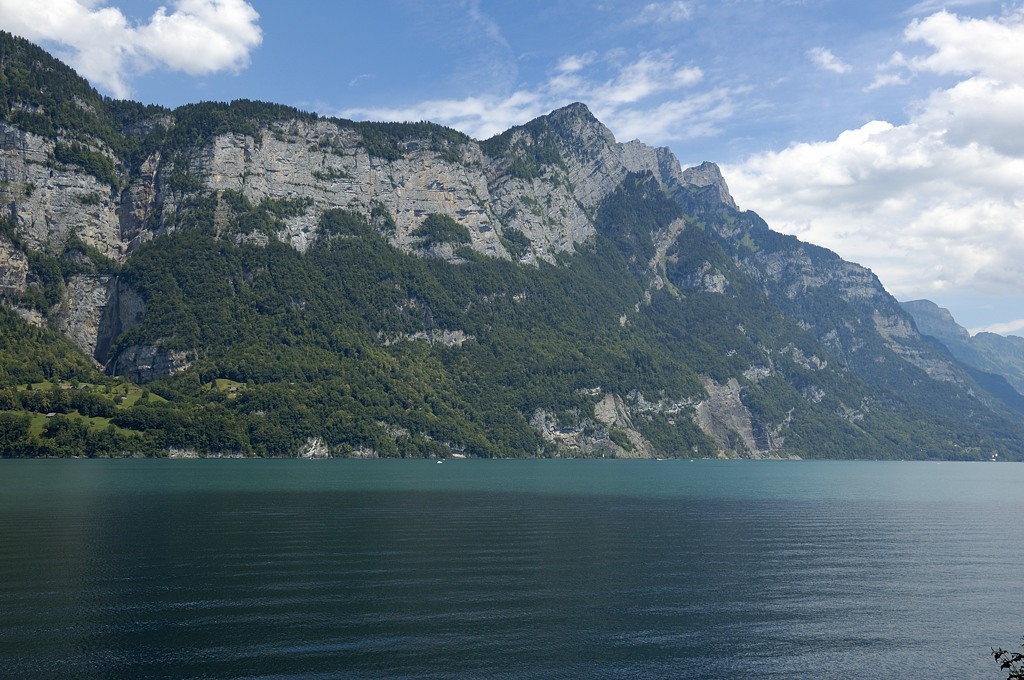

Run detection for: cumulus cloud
[[904, 9, 1024, 80], [808, 47, 852, 74], [342, 50, 720, 143], [725, 8, 1024, 325], [0, 0, 262, 98]]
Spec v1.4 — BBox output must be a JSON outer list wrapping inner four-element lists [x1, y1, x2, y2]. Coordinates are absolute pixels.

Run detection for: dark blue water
[[1, 460, 1021, 679]]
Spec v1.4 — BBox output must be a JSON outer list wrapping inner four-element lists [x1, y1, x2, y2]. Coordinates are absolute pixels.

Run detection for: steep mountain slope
[[1, 31, 1022, 460], [902, 299, 1024, 398]]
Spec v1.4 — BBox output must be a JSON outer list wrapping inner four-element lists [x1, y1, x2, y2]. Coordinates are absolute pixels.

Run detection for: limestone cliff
[[1, 100, 713, 369], [3, 30, 1021, 460], [903, 299, 1024, 396]]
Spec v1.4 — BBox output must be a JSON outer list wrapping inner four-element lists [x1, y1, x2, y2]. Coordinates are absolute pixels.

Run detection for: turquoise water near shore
[[1, 459, 1022, 679]]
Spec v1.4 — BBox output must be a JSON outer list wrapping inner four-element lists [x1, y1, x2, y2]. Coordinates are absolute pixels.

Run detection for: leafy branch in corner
[[993, 637, 1024, 680]]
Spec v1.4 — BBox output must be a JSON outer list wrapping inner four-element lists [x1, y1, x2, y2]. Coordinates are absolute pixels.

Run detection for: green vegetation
[[0, 306, 160, 457], [481, 123, 565, 180], [4, 163, 1024, 459], [348, 120, 471, 162], [994, 637, 1024, 680], [53, 142, 118, 188], [1, 31, 1023, 460], [0, 31, 125, 150], [162, 100, 316, 154], [413, 213, 472, 247], [500, 227, 531, 258], [312, 167, 350, 182]]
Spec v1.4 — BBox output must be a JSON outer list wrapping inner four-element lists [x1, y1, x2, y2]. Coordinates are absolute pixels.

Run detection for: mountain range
[[1, 30, 1022, 460]]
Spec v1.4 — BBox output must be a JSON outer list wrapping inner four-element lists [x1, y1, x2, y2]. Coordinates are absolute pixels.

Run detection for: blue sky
[[2, 0, 1023, 335]]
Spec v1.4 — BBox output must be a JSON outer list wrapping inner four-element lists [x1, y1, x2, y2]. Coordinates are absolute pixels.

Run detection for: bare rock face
[[530, 391, 660, 459], [0, 237, 28, 295], [0, 122, 125, 260], [53, 275, 114, 360], [120, 151, 162, 249], [162, 103, 716, 267], [532, 382, 787, 460], [695, 377, 759, 456], [95, 280, 146, 366], [682, 161, 738, 210], [0, 102, 744, 382], [110, 345, 194, 385], [0, 123, 134, 364], [297, 436, 330, 458], [753, 248, 881, 302], [186, 121, 509, 256], [592, 393, 657, 458]]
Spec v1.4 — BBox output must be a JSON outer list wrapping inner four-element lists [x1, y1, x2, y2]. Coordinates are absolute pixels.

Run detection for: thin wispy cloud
[[590, 52, 703, 105], [432, 0, 519, 95], [556, 53, 597, 74], [904, 0, 996, 17], [808, 47, 852, 74], [341, 91, 546, 141], [971, 318, 1024, 336], [342, 50, 719, 143], [635, 1, 693, 24], [0, 0, 262, 99]]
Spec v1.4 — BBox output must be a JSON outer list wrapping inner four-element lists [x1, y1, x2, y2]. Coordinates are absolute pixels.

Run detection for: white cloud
[[636, 1, 693, 24], [341, 50, 720, 143], [0, 0, 262, 98], [866, 72, 908, 90], [808, 47, 852, 74], [905, 0, 994, 15], [725, 8, 1024, 328], [556, 53, 597, 74], [904, 9, 1024, 80], [343, 91, 548, 141], [592, 52, 703, 104], [972, 318, 1024, 336], [866, 51, 909, 90], [597, 89, 735, 143]]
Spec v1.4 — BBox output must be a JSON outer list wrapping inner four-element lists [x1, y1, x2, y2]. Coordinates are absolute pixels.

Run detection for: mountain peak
[[547, 101, 597, 122], [4, 35, 1024, 461], [682, 161, 737, 210], [534, 101, 614, 145], [902, 299, 970, 343]]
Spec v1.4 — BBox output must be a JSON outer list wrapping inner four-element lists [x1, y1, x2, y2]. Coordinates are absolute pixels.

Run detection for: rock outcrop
[[903, 299, 1024, 396], [0, 122, 125, 259], [1, 28, 1015, 460]]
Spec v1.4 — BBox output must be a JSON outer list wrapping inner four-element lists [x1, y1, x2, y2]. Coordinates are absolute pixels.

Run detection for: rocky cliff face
[[903, 299, 1024, 396], [1, 102, 705, 358], [0, 121, 125, 259], [4, 102, 703, 384], [157, 103, 696, 265], [2, 31, 1018, 459], [2, 94, 787, 456]]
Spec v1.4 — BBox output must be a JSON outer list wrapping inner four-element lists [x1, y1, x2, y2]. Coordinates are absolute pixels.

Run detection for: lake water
[[1, 459, 1022, 679]]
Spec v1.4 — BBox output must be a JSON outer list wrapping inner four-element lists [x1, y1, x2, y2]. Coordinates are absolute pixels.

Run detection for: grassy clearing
[[209, 378, 247, 399]]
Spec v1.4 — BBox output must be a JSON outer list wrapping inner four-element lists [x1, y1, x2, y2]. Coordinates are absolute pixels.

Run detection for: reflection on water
[[1, 459, 1022, 679]]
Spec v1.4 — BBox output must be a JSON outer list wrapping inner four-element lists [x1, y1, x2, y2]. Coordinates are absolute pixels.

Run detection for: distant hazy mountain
[[1, 30, 1023, 460], [902, 299, 1024, 397]]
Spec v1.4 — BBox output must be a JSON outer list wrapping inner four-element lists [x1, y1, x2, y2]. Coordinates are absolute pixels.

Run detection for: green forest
[[4, 173, 1023, 459], [2, 29, 1024, 460]]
